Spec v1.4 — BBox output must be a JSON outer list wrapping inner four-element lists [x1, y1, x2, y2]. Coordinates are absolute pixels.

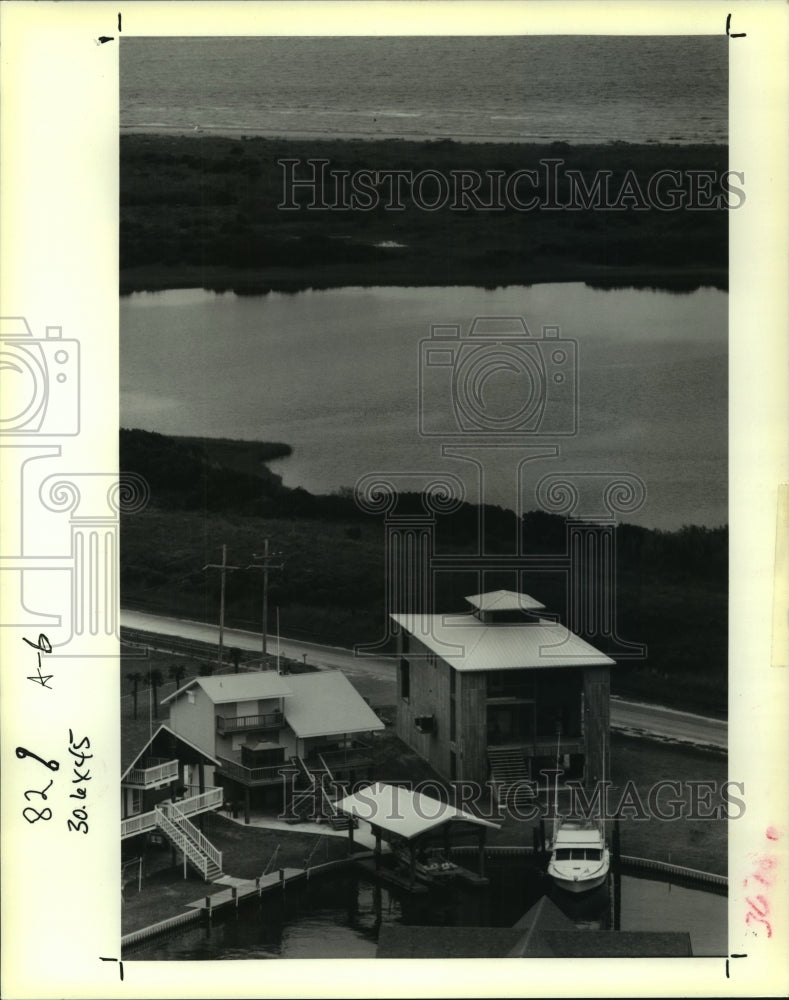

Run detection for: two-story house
[[121, 723, 225, 881], [391, 589, 615, 798], [162, 670, 385, 823]]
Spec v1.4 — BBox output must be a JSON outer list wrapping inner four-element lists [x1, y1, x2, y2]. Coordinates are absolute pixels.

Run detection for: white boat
[[545, 731, 610, 894], [547, 818, 610, 894]]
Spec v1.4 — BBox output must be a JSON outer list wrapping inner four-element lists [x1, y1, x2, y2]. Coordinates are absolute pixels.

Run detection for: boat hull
[[548, 868, 609, 894]]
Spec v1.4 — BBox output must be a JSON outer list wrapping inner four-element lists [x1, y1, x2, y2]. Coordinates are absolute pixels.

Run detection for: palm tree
[[229, 647, 242, 674], [169, 662, 186, 691], [149, 668, 164, 719], [127, 672, 143, 720]]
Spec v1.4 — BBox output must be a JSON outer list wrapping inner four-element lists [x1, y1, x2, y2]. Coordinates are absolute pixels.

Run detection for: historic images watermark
[[276, 774, 746, 824], [279, 157, 746, 212]]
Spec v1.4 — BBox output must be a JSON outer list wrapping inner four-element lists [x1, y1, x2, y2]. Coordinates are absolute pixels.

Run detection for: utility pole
[[202, 544, 239, 669], [247, 539, 284, 666]]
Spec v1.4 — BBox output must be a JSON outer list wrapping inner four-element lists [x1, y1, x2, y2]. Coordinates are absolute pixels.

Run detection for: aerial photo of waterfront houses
[[119, 32, 730, 961]]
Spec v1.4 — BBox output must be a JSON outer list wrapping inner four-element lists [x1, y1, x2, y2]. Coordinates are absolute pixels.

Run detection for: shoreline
[[120, 124, 720, 147], [121, 132, 728, 296], [120, 261, 726, 297]]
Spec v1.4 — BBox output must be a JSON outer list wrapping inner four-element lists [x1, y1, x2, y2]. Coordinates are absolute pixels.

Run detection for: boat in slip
[[547, 819, 610, 894]]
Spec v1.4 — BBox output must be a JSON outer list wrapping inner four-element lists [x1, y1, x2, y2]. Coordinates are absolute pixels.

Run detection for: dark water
[[120, 284, 727, 530], [127, 862, 727, 960], [120, 35, 727, 144]]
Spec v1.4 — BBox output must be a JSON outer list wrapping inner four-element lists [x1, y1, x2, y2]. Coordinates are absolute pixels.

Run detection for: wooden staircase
[[488, 747, 533, 811], [284, 756, 356, 830], [154, 802, 223, 881]]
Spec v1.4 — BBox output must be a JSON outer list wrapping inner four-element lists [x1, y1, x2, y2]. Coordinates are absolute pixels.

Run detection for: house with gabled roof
[[120, 723, 225, 881], [392, 589, 615, 796], [161, 669, 385, 823]]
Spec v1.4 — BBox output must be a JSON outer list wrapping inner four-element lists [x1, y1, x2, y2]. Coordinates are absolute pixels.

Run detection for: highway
[[120, 609, 727, 751]]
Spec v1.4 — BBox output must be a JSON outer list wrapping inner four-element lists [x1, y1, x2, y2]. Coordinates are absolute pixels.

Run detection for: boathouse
[[391, 590, 615, 793], [336, 781, 499, 890], [162, 670, 384, 823]]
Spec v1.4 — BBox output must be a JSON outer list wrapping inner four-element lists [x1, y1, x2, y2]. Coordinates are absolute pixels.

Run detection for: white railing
[[177, 787, 224, 817], [160, 801, 223, 871], [125, 758, 179, 787], [121, 787, 223, 839], [154, 806, 212, 879], [121, 810, 158, 838]]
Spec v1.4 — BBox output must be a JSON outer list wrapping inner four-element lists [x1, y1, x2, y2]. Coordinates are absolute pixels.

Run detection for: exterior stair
[[154, 801, 223, 881], [488, 747, 534, 811], [285, 755, 356, 829], [316, 755, 355, 830]]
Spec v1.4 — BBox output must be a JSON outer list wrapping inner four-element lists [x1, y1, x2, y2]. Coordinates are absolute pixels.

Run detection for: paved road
[[608, 697, 727, 751], [120, 609, 727, 751]]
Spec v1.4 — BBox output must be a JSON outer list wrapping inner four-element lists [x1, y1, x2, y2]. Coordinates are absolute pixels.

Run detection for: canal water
[[127, 860, 727, 960]]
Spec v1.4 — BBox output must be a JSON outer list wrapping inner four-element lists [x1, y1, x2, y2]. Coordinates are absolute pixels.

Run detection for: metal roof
[[283, 672, 385, 739], [392, 611, 615, 671], [336, 782, 499, 839], [161, 673, 293, 706], [464, 589, 545, 612]]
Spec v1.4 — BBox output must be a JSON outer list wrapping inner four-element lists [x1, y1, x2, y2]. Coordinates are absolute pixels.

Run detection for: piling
[[612, 818, 621, 871]]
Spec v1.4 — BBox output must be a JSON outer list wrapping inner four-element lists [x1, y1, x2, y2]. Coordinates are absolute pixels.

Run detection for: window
[[400, 658, 410, 700], [187, 691, 195, 704], [554, 848, 602, 861], [130, 788, 142, 815]]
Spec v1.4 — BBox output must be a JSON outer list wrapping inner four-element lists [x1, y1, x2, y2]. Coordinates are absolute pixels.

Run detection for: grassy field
[[121, 500, 727, 716], [121, 817, 358, 935], [121, 133, 727, 295]]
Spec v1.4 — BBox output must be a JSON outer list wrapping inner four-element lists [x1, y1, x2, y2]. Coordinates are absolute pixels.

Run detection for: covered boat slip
[[336, 782, 500, 892]]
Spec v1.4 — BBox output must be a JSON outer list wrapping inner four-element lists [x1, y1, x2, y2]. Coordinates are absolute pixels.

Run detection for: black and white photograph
[[1, 3, 788, 998], [118, 26, 730, 960]]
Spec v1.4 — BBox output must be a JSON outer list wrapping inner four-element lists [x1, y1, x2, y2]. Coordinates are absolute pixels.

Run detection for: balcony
[[123, 758, 179, 788], [216, 754, 288, 787], [486, 738, 585, 757], [121, 786, 224, 838], [316, 739, 374, 775], [216, 710, 285, 735]]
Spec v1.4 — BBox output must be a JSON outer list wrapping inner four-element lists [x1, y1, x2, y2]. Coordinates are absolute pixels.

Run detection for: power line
[[202, 543, 240, 668], [247, 538, 284, 665]]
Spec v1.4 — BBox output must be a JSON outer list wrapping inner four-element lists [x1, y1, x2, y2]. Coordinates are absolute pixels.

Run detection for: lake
[[120, 283, 727, 530]]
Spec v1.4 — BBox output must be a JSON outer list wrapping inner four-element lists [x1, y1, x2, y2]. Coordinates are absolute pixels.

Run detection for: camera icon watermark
[[0, 314, 150, 657], [418, 317, 577, 438], [0, 317, 80, 436]]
